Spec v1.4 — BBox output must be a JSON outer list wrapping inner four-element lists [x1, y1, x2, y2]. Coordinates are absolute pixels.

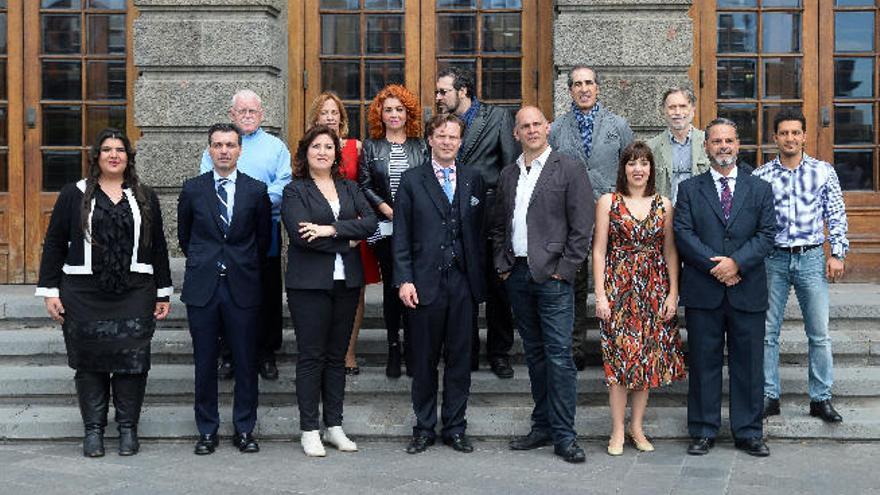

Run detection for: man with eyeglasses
[[548, 65, 634, 371], [435, 67, 520, 380], [199, 89, 292, 382]]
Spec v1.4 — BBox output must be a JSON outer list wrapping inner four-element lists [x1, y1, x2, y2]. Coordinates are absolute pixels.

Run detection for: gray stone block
[[134, 0, 286, 12]]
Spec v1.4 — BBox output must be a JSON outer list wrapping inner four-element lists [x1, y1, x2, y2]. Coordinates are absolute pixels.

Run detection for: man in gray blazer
[[548, 65, 633, 370], [646, 85, 710, 204]]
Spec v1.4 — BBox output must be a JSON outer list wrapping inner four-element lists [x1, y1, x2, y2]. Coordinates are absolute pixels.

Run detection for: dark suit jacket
[[489, 150, 595, 284], [392, 161, 486, 306], [178, 171, 272, 308], [458, 104, 520, 190], [358, 138, 428, 212], [673, 166, 775, 312], [281, 177, 378, 290]]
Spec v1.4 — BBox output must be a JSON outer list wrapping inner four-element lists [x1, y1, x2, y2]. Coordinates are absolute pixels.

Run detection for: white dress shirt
[[512, 146, 552, 257], [709, 164, 738, 203]]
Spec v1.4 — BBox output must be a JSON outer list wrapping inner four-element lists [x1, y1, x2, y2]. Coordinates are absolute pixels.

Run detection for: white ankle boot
[[301, 430, 326, 457], [323, 426, 358, 452]]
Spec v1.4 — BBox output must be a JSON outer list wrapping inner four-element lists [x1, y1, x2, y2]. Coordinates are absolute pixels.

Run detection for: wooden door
[[0, 0, 24, 283]]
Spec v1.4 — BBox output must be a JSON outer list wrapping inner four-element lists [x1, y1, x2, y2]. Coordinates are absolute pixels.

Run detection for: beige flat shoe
[[607, 436, 624, 456], [628, 431, 655, 452]]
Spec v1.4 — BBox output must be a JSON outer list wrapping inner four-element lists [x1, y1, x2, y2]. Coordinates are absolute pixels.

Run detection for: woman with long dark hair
[[282, 125, 377, 456], [358, 84, 427, 378], [36, 128, 172, 457]]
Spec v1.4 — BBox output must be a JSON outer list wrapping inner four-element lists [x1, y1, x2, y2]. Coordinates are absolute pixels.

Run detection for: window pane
[[834, 58, 873, 99], [0, 105, 6, 146], [42, 105, 81, 146], [344, 104, 361, 140], [42, 61, 81, 100], [0, 62, 6, 100], [835, 12, 874, 52], [482, 58, 520, 100], [763, 0, 801, 5], [365, 60, 404, 101], [483, 0, 522, 8], [834, 150, 874, 190], [763, 104, 800, 144], [88, 14, 126, 54], [365, 0, 403, 8], [320, 0, 358, 8], [437, 0, 476, 7], [41, 0, 81, 8], [88, 0, 126, 8], [86, 61, 126, 100], [42, 151, 82, 192], [87, 105, 125, 141], [835, 0, 875, 6], [717, 0, 756, 6], [42, 14, 81, 54], [321, 60, 360, 100], [321, 14, 360, 55], [764, 58, 801, 99], [482, 13, 521, 54], [0, 13, 7, 54], [834, 104, 874, 145], [762, 13, 801, 54], [437, 14, 476, 54], [762, 149, 779, 167], [717, 103, 757, 145], [366, 15, 403, 55], [0, 152, 7, 192], [717, 13, 757, 53], [717, 58, 756, 99], [738, 149, 758, 169]]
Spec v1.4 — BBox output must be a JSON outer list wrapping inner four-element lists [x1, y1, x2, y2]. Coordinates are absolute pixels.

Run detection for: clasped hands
[[709, 256, 741, 286], [298, 222, 337, 243]]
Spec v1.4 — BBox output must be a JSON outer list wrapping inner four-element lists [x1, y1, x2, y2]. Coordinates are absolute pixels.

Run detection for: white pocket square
[[470, 196, 480, 206]]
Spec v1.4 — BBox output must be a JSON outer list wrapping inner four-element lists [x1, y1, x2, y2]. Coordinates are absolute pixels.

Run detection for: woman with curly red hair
[[358, 84, 427, 378]]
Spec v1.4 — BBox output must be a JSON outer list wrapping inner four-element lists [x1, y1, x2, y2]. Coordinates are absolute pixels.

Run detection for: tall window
[[0, 1, 8, 192]]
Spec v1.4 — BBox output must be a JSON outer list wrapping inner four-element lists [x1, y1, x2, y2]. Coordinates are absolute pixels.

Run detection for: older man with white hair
[[199, 89, 292, 381]]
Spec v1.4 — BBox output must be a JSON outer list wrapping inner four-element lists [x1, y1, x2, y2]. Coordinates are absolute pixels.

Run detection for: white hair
[[230, 89, 263, 109]]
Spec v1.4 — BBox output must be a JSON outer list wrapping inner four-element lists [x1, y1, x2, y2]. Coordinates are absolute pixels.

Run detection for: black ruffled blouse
[[91, 188, 135, 294]]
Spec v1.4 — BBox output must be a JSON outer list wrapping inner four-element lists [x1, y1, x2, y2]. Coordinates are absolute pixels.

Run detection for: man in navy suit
[[178, 123, 272, 455], [673, 117, 775, 457], [393, 113, 486, 455]]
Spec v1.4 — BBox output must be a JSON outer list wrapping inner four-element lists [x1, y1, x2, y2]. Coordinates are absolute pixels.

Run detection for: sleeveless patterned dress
[[600, 193, 686, 389]]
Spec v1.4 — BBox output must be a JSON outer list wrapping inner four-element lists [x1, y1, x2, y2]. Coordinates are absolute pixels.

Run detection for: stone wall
[[553, 0, 695, 140], [132, 0, 288, 254]]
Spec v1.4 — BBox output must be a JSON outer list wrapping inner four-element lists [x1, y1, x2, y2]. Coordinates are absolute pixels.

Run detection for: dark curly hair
[[367, 84, 422, 140], [81, 128, 152, 246], [292, 125, 343, 179], [615, 141, 656, 197]]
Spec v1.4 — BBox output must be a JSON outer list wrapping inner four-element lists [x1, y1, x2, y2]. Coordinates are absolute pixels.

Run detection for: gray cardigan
[[549, 105, 634, 201]]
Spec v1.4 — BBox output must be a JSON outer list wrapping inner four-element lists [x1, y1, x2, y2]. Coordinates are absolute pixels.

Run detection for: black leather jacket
[[458, 103, 520, 191], [358, 137, 428, 216]]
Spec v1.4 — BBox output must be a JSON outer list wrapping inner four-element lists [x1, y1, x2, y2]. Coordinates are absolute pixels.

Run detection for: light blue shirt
[[213, 169, 237, 224], [669, 128, 693, 203]]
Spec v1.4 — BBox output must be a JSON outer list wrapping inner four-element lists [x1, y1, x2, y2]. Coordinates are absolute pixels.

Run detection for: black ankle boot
[[112, 373, 147, 456], [75, 370, 110, 458], [118, 426, 139, 456], [83, 426, 106, 457], [386, 342, 402, 378]]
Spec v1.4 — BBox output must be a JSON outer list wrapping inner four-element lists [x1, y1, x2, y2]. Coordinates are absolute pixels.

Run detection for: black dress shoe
[[405, 435, 435, 454], [194, 433, 219, 455], [734, 437, 770, 457], [218, 359, 234, 381], [443, 433, 474, 453], [259, 360, 279, 381], [509, 429, 553, 450], [763, 397, 781, 418], [573, 353, 588, 372], [489, 356, 514, 379], [554, 441, 586, 463], [232, 431, 260, 453], [687, 437, 715, 455], [810, 399, 843, 423]]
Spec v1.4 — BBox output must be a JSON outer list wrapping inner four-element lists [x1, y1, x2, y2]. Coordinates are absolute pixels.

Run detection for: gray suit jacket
[[646, 127, 710, 200], [549, 105, 634, 201]]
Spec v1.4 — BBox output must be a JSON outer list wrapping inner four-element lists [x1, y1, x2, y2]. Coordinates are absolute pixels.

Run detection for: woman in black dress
[[36, 128, 172, 457]]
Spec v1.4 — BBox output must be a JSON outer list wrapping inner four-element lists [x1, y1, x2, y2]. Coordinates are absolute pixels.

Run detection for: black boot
[[75, 370, 110, 458], [386, 342, 402, 378], [112, 373, 147, 456]]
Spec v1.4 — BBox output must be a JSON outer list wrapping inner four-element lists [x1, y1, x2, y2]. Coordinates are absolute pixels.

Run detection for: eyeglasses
[[232, 108, 262, 117], [434, 88, 453, 96]]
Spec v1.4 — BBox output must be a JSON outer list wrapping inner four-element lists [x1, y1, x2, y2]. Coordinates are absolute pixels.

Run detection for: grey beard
[[712, 156, 737, 169]]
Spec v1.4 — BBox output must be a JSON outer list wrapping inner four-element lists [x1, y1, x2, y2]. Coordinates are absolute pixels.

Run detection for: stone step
[[1, 365, 878, 402], [1, 398, 878, 440]]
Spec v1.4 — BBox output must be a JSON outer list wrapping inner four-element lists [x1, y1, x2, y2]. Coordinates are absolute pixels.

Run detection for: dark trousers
[[408, 265, 473, 439], [373, 237, 408, 348], [187, 277, 260, 435], [686, 295, 765, 440], [572, 257, 591, 359], [472, 191, 514, 363], [504, 259, 578, 447], [288, 282, 360, 431]]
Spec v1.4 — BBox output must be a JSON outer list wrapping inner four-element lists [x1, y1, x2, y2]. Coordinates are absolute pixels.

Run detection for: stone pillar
[[132, 0, 288, 254], [553, 0, 695, 139]]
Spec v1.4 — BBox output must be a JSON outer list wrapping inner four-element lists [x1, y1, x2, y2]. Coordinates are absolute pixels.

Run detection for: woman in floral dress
[[593, 141, 686, 456]]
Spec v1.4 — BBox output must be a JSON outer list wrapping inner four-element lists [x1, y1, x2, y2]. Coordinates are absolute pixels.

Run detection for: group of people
[[36, 65, 849, 464]]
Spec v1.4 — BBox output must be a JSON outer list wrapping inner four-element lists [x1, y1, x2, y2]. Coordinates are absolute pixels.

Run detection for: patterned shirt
[[388, 142, 408, 201], [753, 153, 849, 258], [432, 160, 457, 195]]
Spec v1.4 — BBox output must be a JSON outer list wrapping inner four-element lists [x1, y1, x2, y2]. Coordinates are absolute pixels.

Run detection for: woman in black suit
[[358, 84, 427, 377], [282, 125, 377, 457]]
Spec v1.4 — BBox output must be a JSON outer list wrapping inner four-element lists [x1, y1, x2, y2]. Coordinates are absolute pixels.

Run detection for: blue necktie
[[217, 177, 230, 234], [441, 168, 454, 203]]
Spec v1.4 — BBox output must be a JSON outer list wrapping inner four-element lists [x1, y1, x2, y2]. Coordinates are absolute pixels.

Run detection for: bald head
[[514, 106, 550, 155]]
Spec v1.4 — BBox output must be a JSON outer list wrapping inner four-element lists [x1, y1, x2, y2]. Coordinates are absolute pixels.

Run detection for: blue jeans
[[504, 260, 578, 447], [764, 247, 833, 402]]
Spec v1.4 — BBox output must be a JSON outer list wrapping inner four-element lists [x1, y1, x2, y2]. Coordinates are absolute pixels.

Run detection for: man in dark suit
[[490, 106, 594, 463], [436, 67, 519, 378], [393, 113, 486, 455], [673, 117, 776, 457], [178, 123, 272, 455]]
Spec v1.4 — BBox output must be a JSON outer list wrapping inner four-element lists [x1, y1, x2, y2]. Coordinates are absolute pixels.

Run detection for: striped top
[[388, 143, 408, 201]]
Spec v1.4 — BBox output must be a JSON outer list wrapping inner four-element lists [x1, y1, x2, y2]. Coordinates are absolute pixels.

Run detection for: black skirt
[[60, 273, 157, 373]]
